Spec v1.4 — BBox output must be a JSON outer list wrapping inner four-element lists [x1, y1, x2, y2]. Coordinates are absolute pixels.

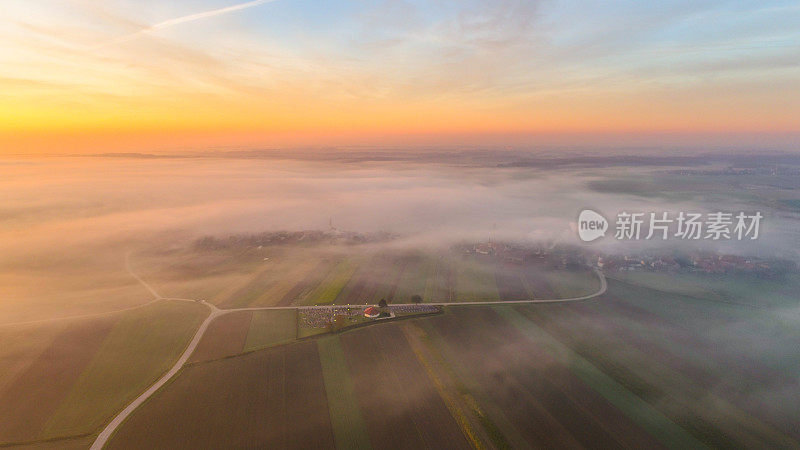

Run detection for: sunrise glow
[[2, 1, 799, 153]]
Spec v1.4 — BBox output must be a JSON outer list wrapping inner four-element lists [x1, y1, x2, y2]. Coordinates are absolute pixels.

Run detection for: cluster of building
[[299, 305, 396, 330], [462, 239, 796, 279], [594, 253, 795, 278], [665, 166, 800, 176], [299, 307, 337, 329], [298, 302, 442, 332]]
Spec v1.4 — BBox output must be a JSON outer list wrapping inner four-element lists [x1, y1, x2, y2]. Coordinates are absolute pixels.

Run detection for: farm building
[[363, 306, 380, 318]]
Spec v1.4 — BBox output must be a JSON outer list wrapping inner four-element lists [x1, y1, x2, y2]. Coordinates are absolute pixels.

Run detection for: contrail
[[98, 0, 279, 48]]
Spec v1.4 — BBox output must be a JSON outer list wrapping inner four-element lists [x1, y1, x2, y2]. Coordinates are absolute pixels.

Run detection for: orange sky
[[1, 1, 799, 154]]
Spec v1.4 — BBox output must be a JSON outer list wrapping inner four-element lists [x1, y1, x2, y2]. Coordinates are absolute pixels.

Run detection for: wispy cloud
[[98, 0, 280, 48], [3, 0, 798, 145]]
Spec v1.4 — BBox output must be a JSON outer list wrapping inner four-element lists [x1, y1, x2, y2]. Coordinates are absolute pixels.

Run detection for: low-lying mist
[[1, 152, 798, 321]]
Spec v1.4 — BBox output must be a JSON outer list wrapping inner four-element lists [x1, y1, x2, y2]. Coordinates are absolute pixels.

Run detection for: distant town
[[461, 241, 797, 279], [193, 229, 797, 280], [664, 165, 800, 176]]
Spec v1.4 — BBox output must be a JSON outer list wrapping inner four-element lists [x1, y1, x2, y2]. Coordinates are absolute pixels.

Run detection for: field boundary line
[[317, 335, 372, 450], [89, 304, 219, 450], [88, 259, 607, 449], [496, 307, 706, 449], [402, 323, 485, 449]]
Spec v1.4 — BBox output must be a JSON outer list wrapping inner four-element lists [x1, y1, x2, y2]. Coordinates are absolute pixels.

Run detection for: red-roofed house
[[363, 306, 380, 318]]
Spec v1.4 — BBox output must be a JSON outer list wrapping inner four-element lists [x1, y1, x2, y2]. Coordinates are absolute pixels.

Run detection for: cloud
[[98, 0, 280, 48]]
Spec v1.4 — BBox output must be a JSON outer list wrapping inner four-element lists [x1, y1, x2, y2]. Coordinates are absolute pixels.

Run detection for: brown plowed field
[[494, 262, 529, 300], [340, 324, 471, 449], [188, 311, 252, 363], [276, 260, 334, 306], [107, 341, 335, 449], [0, 317, 117, 442], [425, 307, 662, 449]]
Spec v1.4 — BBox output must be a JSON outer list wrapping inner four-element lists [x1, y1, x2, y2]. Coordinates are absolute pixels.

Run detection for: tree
[[410, 294, 423, 304], [378, 298, 388, 308]]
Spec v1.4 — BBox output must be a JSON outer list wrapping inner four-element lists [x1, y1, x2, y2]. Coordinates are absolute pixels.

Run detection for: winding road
[[88, 257, 607, 449]]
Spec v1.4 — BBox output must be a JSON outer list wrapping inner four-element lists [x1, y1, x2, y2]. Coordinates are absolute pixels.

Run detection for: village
[[461, 240, 797, 279]]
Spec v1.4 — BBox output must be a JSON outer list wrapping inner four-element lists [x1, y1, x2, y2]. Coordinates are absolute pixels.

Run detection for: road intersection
[[86, 255, 605, 449]]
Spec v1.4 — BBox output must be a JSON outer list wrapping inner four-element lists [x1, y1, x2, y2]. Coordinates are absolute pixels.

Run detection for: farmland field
[[0, 300, 207, 445], [608, 270, 800, 308], [5, 256, 794, 449], [335, 253, 410, 305], [131, 246, 268, 304], [317, 335, 371, 449], [0, 317, 118, 443], [276, 259, 336, 306], [508, 280, 800, 447], [245, 309, 297, 351], [339, 324, 471, 449], [249, 259, 323, 307], [421, 307, 667, 448], [393, 254, 434, 304], [0, 269, 154, 326], [0, 322, 65, 396], [131, 244, 601, 309], [453, 256, 500, 302], [335, 254, 391, 305], [106, 341, 336, 449], [303, 259, 359, 305], [189, 311, 253, 363], [3, 238, 796, 449]]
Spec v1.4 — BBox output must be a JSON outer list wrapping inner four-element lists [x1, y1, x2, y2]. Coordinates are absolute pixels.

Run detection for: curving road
[[89, 260, 606, 449], [89, 303, 222, 450]]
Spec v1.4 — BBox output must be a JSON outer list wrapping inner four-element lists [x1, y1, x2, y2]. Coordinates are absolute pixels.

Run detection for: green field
[[0, 323, 64, 396], [453, 257, 499, 302], [41, 301, 208, 438], [131, 244, 602, 309], [416, 318, 530, 449], [536, 268, 599, 298], [93, 269, 800, 449], [10, 240, 793, 448], [302, 259, 359, 305], [317, 335, 371, 449], [610, 270, 800, 308], [496, 306, 704, 448], [244, 310, 298, 351], [393, 256, 434, 304], [132, 247, 266, 304], [514, 277, 799, 447]]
